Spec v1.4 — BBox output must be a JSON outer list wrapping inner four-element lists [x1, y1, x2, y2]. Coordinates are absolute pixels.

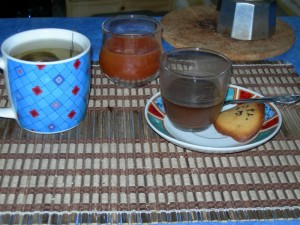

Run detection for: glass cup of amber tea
[[159, 48, 232, 131], [99, 15, 162, 88]]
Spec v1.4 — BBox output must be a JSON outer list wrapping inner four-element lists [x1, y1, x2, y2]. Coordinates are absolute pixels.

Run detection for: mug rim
[[1, 28, 91, 64], [160, 47, 232, 79]]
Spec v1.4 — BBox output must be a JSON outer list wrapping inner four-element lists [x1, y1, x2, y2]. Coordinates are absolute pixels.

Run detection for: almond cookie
[[214, 103, 265, 142]]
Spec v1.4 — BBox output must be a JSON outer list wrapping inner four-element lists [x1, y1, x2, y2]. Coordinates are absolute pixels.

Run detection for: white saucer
[[145, 85, 282, 154]]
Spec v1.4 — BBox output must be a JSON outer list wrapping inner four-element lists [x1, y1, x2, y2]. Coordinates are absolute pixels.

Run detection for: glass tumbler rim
[[101, 14, 161, 37], [160, 47, 232, 79]]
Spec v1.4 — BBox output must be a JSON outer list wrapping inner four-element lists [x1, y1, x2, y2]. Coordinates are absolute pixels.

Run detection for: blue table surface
[[0, 16, 300, 225], [0, 16, 299, 76]]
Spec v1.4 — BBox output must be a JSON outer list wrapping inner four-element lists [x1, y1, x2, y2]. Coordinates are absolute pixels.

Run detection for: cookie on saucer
[[214, 103, 265, 142]]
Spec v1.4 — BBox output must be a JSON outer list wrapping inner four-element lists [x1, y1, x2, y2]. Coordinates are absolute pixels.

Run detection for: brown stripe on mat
[[0, 62, 299, 222]]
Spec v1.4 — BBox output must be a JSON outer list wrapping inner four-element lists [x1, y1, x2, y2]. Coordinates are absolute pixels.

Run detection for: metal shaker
[[216, 0, 276, 41]]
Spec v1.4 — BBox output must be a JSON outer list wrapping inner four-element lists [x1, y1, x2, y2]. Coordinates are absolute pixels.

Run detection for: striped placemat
[[0, 62, 299, 224]]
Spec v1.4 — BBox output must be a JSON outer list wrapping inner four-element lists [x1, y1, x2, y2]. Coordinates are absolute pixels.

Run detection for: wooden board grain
[[161, 5, 295, 61]]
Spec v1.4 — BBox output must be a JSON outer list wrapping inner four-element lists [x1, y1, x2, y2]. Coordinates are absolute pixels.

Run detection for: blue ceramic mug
[[0, 28, 91, 133]]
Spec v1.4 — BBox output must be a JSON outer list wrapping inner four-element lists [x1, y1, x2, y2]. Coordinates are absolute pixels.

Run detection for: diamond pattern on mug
[[32, 86, 43, 96], [73, 59, 81, 69], [68, 110, 76, 119], [48, 124, 55, 130], [15, 65, 25, 77], [29, 109, 39, 118], [36, 65, 46, 70], [15, 91, 24, 101], [51, 101, 62, 109], [54, 75, 64, 85]]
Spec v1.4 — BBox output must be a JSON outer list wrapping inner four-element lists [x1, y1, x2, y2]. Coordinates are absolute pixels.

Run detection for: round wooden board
[[161, 5, 295, 61]]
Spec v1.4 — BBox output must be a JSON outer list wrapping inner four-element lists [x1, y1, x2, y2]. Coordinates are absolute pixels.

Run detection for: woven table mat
[[0, 62, 299, 223]]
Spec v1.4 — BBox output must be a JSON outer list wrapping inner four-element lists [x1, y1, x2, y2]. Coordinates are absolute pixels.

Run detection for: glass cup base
[[103, 72, 159, 88], [170, 121, 210, 133]]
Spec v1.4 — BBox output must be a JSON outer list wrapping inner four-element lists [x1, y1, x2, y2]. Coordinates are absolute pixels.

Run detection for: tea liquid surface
[[12, 39, 82, 62]]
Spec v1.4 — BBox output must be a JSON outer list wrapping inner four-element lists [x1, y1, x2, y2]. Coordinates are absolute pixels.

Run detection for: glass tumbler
[[99, 15, 162, 88], [159, 48, 232, 131]]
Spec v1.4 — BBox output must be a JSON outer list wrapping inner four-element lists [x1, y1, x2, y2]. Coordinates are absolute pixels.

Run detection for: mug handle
[[0, 57, 17, 119]]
